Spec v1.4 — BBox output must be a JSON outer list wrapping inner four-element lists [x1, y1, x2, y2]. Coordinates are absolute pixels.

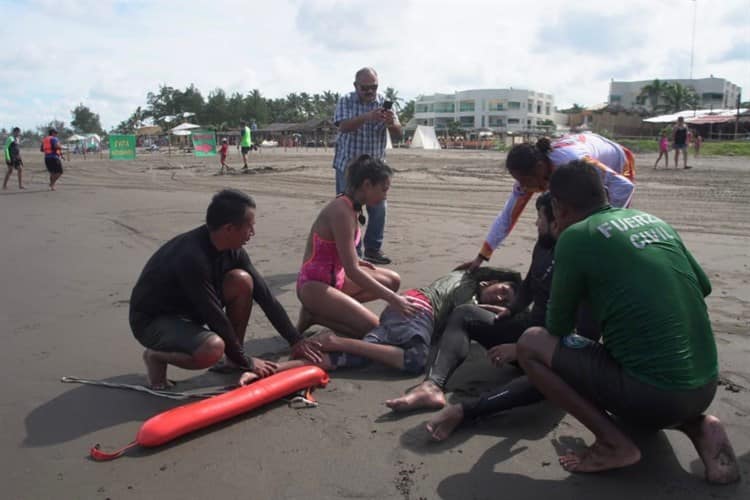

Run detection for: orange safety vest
[[42, 136, 59, 155]]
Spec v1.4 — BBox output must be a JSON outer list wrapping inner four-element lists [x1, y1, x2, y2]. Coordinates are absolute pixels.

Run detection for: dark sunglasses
[[358, 84, 378, 91]]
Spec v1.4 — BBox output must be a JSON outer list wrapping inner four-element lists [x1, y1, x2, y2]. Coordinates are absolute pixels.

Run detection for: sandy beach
[[1, 147, 748, 499]]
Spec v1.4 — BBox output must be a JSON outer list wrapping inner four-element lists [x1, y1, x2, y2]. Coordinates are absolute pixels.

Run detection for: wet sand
[[1, 147, 748, 499]]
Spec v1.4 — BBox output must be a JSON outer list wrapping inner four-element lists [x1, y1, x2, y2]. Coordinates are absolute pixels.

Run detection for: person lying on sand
[[516, 160, 738, 483], [312, 267, 521, 375], [385, 193, 599, 441], [128, 189, 322, 390]]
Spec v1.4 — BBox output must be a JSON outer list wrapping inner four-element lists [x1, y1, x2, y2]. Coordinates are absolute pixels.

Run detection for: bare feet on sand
[[311, 329, 339, 351], [385, 380, 446, 412], [142, 349, 169, 390], [239, 371, 260, 386], [558, 439, 641, 473], [426, 404, 464, 441], [679, 415, 740, 484]]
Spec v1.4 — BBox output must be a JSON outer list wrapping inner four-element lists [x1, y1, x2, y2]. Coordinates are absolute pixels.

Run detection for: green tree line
[[2, 84, 417, 142]]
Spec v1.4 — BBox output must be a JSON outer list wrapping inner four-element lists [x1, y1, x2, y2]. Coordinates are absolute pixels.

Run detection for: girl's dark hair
[[206, 189, 256, 230], [12, 127, 20, 134], [535, 191, 554, 223], [506, 137, 552, 175], [346, 155, 393, 191]]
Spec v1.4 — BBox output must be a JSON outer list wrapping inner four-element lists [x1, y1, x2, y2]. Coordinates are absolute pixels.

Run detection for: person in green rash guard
[[3, 127, 24, 190], [313, 267, 521, 374], [238, 120, 253, 170], [516, 159, 739, 484]]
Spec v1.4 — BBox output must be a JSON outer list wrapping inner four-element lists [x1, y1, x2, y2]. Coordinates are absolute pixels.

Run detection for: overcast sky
[[1, 0, 748, 130]]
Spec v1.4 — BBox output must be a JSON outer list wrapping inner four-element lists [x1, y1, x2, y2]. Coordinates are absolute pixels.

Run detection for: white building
[[413, 88, 555, 134], [608, 77, 741, 111]]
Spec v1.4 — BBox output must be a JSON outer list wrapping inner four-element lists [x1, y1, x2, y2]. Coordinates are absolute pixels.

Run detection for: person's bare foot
[[311, 329, 339, 351], [678, 415, 740, 484], [239, 371, 260, 386], [385, 380, 446, 412], [426, 403, 464, 441], [142, 349, 169, 389], [558, 439, 641, 473]]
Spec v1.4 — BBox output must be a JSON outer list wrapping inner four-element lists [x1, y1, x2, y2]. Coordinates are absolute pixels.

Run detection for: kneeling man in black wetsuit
[[129, 189, 322, 389]]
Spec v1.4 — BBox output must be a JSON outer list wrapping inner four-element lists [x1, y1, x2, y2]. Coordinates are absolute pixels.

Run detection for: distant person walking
[[239, 120, 253, 170], [3, 127, 24, 190], [219, 138, 230, 174], [654, 132, 669, 169], [694, 132, 702, 157], [41, 128, 63, 190], [333, 67, 402, 265], [673, 116, 690, 169]]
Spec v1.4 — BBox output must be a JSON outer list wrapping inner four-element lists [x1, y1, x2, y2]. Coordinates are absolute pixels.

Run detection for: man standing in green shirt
[[3, 127, 24, 190], [516, 160, 738, 484], [238, 120, 252, 170]]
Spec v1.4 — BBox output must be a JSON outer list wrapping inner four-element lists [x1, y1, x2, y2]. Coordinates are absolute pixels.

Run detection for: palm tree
[[637, 79, 671, 111], [660, 83, 699, 113], [398, 100, 415, 125], [384, 87, 404, 112]]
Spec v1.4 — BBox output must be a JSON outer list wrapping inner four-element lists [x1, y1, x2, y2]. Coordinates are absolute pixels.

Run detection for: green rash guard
[[546, 206, 717, 390], [420, 267, 521, 339], [240, 126, 252, 147]]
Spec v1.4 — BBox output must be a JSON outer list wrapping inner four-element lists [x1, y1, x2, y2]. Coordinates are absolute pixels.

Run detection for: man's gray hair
[[355, 67, 378, 81]]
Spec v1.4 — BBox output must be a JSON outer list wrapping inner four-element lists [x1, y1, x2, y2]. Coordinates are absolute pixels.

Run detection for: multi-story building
[[608, 77, 741, 111], [413, 88, 555, 133]]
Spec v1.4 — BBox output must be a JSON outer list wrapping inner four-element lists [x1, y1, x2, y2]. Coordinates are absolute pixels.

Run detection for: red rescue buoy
[[91, 365, 328, 460]]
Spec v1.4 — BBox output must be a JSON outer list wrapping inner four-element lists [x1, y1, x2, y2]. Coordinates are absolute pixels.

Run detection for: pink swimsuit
[[297, 195, 361, 291]]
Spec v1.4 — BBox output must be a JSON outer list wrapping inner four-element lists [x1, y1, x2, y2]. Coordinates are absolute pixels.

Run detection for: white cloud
[[1, 0, 748, 131]]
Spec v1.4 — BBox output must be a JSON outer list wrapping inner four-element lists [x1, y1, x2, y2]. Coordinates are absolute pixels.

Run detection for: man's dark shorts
[[241, 146, 251, 154], [45, 157, 63, 174], [131, 315, 214, 354], [6, 159, 22, 170], [552, 335, 717, 429]]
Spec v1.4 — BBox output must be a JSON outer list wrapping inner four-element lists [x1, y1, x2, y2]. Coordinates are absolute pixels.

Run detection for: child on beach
[[296, 155, 425, 338], [219, 138, 229, 174], [654, 132, 669, 169]]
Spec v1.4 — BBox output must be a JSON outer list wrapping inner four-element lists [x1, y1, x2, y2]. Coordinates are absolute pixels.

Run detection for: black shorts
[[6, 159, 22, 169], [552, 335, 717, 429], [241, 146, 251, 154], [131, 314, 215, 354], [45, 157, 63, 174]]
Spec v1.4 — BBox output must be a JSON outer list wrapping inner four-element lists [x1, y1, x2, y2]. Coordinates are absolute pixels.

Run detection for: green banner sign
[[191, 129, 217, 157], [109, 134, 136, 160]]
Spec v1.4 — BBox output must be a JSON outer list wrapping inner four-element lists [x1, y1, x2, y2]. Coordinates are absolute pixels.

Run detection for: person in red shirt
[[219, 138, 230, 174]]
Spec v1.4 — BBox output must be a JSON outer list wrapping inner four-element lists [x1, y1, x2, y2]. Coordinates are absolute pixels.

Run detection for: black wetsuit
[[423, 241, 600, 420], [129, 225, 301, 368]]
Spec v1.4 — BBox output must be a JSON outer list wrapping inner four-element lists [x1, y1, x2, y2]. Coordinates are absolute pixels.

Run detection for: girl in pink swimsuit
[[296, 155, 426, 338]]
